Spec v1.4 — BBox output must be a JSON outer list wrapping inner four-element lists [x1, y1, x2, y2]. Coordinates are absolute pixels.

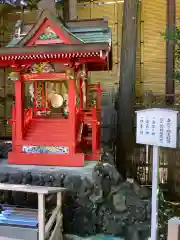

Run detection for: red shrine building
[[0, 10, 112, 167]]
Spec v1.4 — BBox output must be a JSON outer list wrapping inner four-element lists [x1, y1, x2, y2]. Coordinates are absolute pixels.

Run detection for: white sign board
[[136, 108, 178, 148]]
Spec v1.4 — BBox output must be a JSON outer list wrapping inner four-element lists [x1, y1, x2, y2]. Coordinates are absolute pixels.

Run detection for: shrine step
[[83, 136, 92, 141], [24, 119, 70, 141], [82, 135, 92, 145]]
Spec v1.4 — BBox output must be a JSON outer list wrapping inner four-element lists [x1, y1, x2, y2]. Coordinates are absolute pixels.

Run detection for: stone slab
[[0, 158, 96, 180]]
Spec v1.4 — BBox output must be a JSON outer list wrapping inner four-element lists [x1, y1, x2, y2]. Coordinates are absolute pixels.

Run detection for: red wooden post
[[42, 81, 45, 107], [15, 77, 23, 143], [21, 81, 25, 137], [68, 78, 76, 153], [11, 105, 16, 151], [33, 81, 37, 113], [92, 108, 97, 155]]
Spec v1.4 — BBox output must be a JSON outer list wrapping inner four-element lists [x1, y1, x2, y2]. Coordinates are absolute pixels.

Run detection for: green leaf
[[27, 0, 40, 10]]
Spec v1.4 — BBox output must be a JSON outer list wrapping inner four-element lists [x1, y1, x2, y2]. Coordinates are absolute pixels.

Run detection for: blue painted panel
[[0, 208, 38, 228]]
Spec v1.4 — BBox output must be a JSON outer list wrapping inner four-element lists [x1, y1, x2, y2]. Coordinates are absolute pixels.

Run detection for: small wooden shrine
[[0, 10, 112, 167]]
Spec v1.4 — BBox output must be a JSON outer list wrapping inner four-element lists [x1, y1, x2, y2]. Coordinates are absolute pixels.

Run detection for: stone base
[[0, 142, 96, 182], [0, 157, 97, 185]]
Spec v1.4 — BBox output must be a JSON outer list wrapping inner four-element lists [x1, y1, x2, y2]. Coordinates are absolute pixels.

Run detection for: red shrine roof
[[0, 10, 112, 71]]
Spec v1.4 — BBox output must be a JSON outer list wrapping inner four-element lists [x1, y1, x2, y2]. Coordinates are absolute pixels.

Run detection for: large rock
[[62, 161, 152, 239], [0, 142, 12, 158]]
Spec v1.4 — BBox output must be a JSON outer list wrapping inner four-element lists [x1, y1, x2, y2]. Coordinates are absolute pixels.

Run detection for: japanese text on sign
[[159, 118, 164, 144], [166, 118, 172, 145], [136, 109, 178, 148]]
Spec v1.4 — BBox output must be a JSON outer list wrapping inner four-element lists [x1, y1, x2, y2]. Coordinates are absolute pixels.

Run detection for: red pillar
[[33, 81, 37, 112], [92, 108, 97, 155], [68, 79, 76, 153], [15, 77, 23, 144], [11, 106, 16, 151]]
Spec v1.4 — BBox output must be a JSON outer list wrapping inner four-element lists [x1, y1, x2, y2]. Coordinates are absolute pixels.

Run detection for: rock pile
[[0, 142, 12, 158], [63, 163, 151, 240], [62, 164, 177, 240]]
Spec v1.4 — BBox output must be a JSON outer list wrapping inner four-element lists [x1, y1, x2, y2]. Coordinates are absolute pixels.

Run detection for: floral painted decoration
[[39, 27, 59, 40], [22, 145, 69, 154]]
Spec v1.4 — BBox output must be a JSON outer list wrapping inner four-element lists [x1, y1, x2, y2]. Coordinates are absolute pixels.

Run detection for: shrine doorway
[[24, 80, 69, 119]]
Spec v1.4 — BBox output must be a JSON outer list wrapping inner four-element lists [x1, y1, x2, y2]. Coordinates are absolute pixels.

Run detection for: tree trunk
[[63, 0, 69, 21], [116, 0, 139, 178], [166, 0, 176, 104], [166, 0, 176, 200], [68, 0, 77, 20], [63, 0, 77, 21]]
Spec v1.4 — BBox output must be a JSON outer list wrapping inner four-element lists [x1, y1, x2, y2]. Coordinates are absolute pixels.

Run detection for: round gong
[[50, 94, 64, 108]]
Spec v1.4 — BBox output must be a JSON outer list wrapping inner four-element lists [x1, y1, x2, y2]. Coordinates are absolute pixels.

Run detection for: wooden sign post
[[136, 108, 179, 240]]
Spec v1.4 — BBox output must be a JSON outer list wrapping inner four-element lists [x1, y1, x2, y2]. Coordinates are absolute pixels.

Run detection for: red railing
[[78, 107, 100, 153], [75, 108, 83, 144], [80, 107, 98, 123], [24, 108, 33, 134]]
